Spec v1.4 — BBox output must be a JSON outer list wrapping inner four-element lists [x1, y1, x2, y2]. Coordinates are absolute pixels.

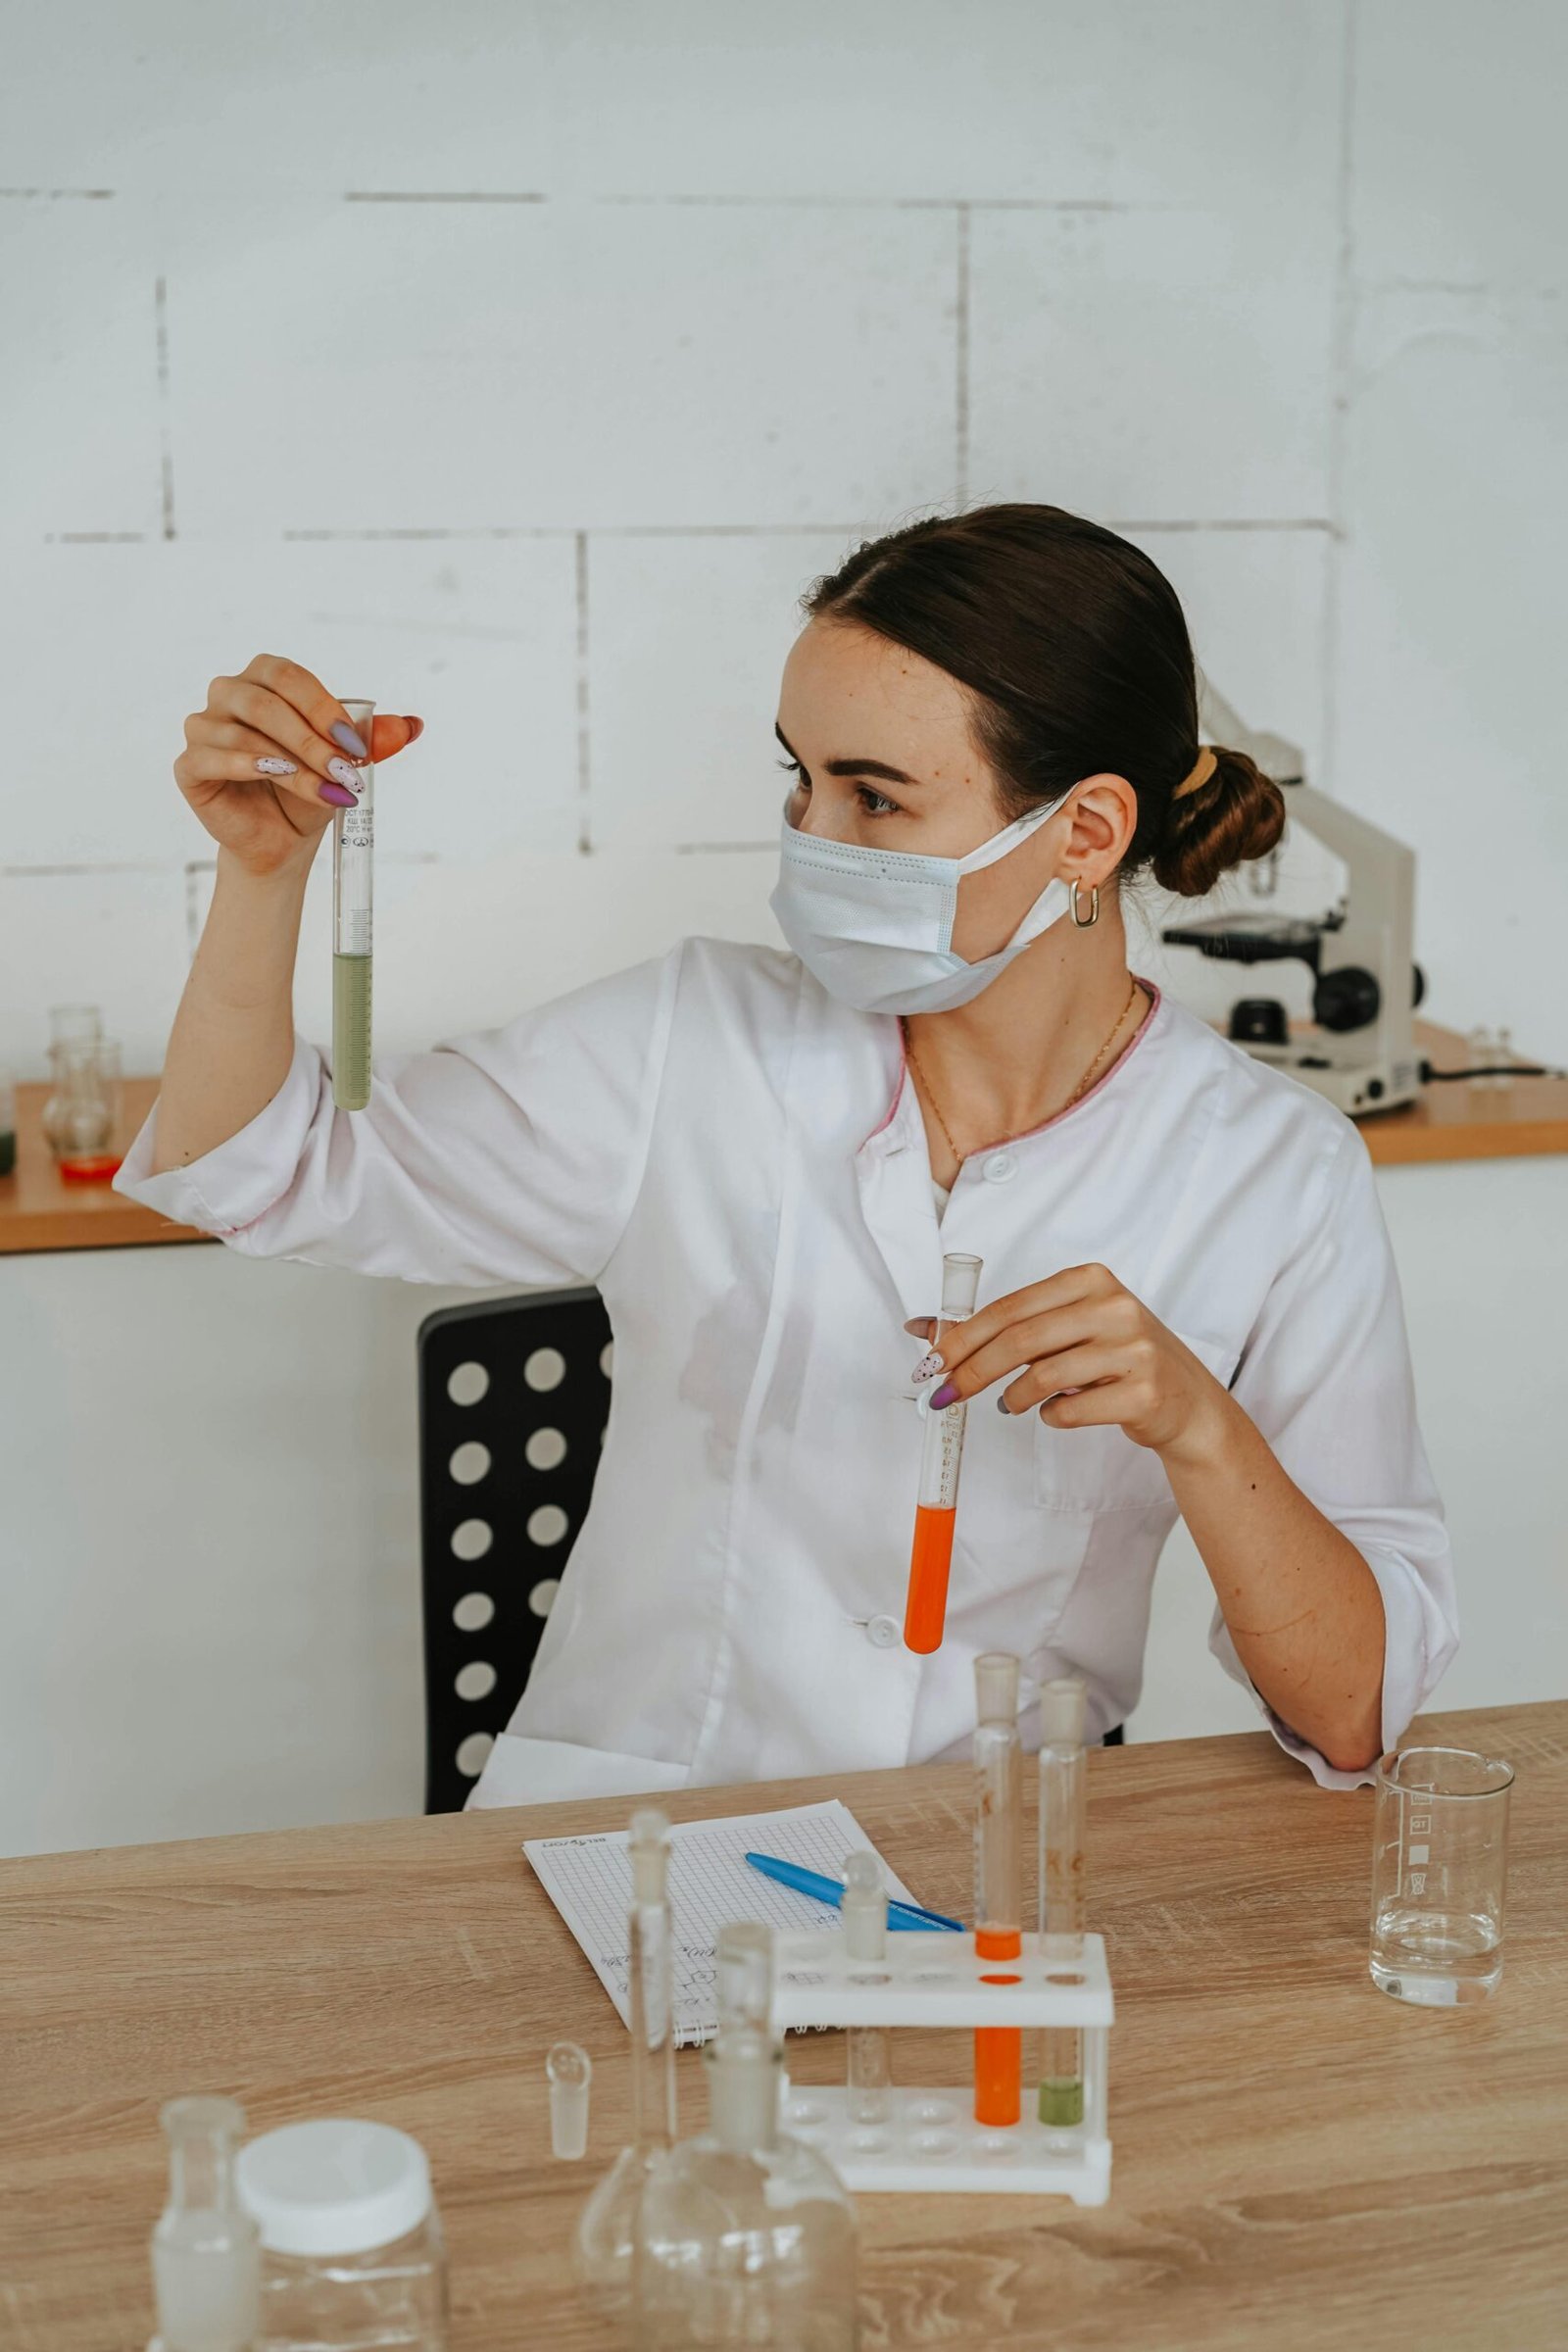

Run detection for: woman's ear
[[1064, 772, 1139, 882]]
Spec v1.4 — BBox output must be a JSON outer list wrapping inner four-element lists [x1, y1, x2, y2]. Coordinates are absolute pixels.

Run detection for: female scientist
[[118, 505, 1456, 1804]]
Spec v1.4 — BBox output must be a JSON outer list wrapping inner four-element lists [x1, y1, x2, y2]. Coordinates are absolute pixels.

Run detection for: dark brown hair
[[804, 503, 1285, 897]]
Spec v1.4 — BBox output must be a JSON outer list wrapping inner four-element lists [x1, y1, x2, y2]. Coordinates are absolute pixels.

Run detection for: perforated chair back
[[417, 1288, 612, 1813]]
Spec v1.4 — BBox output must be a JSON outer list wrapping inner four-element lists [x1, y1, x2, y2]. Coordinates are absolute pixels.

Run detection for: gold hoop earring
[[1069, 879, 1100, 929]]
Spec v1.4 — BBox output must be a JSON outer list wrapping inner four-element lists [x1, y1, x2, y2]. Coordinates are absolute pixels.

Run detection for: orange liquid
[[59, 1153, 123, 1183], [905, 1503, 956, 1654], [974, 1927, 1022, 2126]]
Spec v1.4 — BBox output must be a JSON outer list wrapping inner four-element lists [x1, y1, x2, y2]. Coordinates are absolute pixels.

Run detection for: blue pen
[[743, 1850, 964, 1933]]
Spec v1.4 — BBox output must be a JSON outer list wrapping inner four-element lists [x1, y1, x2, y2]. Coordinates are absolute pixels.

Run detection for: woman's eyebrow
[[773, 721, 924, 788]]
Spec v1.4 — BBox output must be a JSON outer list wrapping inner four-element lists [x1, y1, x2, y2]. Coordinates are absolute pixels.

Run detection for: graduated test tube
[[905, 1250, 983, 1654], [973, 1650, 1023, 2128], [331, 698, 375, 1111], [841, 1851, 892, 2125], [1039, 1675, 1088, 2128]]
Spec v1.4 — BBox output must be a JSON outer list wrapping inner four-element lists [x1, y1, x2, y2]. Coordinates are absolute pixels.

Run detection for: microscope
[[1160, 690, 1424, 1118]]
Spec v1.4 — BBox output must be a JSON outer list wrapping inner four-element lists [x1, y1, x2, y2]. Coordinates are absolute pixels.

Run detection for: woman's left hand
[[910, 1261, 1232, 1466]]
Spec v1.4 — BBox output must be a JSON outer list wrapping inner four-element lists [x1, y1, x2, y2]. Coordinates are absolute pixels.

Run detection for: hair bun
[[1152, 744, 1286, 898]]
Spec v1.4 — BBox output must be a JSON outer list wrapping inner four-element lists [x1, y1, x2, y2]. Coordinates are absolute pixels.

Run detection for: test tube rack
[[770, 1929, 1112, 2203]]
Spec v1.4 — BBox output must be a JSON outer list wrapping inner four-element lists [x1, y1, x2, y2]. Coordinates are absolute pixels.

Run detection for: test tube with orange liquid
[[904, 1250, 983, 1654], [973, 1650, 1023, 2128]]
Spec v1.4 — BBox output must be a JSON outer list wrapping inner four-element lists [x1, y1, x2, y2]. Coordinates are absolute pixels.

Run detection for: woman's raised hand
[[908, 1260, 1232, 1467], [175, 655, 422, 878]]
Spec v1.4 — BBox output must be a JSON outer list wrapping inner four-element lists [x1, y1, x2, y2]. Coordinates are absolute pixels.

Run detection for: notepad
[[523, 1799, 922, 2045]]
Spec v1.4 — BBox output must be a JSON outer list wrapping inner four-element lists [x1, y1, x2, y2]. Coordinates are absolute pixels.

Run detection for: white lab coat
[[117, 939, 1457, 1802]]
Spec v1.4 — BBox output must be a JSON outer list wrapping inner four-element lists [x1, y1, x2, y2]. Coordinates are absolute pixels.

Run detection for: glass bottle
[[635, 1922, 858, 2351], [148, 2095, 260, 2352], [574, 1808, 678, 2321], [39, 1003, 103, 1154]]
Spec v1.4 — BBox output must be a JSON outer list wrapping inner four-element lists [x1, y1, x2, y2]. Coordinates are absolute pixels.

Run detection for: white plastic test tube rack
[[771, 1929, 1112, 2203]]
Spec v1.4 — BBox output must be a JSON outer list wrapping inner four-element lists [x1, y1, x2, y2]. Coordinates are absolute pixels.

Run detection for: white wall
[[3, 2, 1565, 1852]]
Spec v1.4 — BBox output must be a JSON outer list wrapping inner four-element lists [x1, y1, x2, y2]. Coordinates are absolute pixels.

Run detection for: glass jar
[[236, 2120, 448, 2351], [49, 1037, 123, 1180], [40, 1004, 102, 1153]]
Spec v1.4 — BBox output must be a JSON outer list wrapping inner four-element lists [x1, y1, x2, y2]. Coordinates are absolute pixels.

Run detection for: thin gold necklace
[[903, 978, 1143, 1169]]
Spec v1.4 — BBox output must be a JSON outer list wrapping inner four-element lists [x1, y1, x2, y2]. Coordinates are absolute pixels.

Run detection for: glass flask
[[635, 1922, 859, 2351], [235, 2118, 447, 2350], [574, 1809, 679, 2323], [148, 2095, 260, 2352]]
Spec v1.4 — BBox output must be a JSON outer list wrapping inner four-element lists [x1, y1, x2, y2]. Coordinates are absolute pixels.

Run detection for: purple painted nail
[[256, 756, 298, 776], [326, 757, 362, 792], [929, 1381, 960, 1412], [330, 719, 368, 760], [997, 1394, 1011, 1415], [318, 781, 358, 808], [910, 1350, 945, 1385]]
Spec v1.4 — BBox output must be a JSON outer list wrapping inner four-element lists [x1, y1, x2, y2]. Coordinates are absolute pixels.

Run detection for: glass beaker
[[51, 1036, 123, 1180], [149, 2095, 260, 2352], [1370, 1746, 1512, 2006]]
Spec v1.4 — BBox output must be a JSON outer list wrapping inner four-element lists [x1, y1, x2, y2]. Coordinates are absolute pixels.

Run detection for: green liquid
[[1039, 2079, 1084, 2128], [0, 1129, 14, 1178], [332, 953, 372, 1111]]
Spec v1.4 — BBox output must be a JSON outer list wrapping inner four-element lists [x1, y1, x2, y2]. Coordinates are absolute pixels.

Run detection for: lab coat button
[[865, 1614, 901, 1649], [983, 1151, 1017, 1183]]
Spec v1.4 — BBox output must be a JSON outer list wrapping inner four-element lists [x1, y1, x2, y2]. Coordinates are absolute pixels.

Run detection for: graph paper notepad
[[523, 1799, 922, 2045]]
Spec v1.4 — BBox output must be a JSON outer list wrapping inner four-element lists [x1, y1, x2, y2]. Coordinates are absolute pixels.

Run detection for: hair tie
[[1172, 746, 1218, 801]]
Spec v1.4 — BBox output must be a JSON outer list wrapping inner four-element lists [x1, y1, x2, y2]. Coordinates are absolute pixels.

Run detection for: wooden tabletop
[[1361, 1022, 1568, 1167], [2, 1700, 1562, 2350], [0, 1076, 211, 1254]]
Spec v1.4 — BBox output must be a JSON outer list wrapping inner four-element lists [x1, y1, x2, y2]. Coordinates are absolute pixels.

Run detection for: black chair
[[417, 1289, 612, 1813]]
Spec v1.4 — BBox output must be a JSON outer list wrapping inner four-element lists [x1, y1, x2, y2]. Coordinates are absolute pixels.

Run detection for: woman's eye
[[776, 757, 808, 790], [857, 786, 900, 817]]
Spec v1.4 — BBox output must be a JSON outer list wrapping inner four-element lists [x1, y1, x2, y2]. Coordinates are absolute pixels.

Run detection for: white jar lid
[[236, 2119, 432, 2256]]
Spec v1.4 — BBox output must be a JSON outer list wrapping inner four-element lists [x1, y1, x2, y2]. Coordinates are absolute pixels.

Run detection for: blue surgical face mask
[[769, 800, 1071, 1015]]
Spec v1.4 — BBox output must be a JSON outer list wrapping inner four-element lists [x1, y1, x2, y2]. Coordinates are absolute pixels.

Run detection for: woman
[[118, 504, 1456, 1804]]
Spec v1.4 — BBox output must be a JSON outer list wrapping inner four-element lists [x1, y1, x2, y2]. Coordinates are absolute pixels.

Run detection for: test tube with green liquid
[[331, 699, 374, 1111]]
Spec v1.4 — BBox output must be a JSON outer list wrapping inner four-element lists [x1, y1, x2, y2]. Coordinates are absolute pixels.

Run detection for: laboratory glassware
[[0, 1067, 15, 1178], [842, 1850, 892, 2126], [331, 698, 375, 1112], [1369, 1745, 1512, 2006], [635, 1921, 858, 2351], [972, 1650, 1022, 2128], [1038, 1675, 1088, 2128], [51, 1036, 123, 1180], [547, 2041, 593, 2160], [236, 2118, 446, 2349], [149, 2095, 260, 2352], [905, 1250, 983, 1653], [575, 1807, 678, 2318], [40, 1004, 104, 1153]]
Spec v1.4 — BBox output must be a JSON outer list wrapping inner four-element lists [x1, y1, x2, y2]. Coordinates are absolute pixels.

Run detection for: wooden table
[[1363, 1022, 1568, 1167], [3, 1701, 1563, 2349], [0, 1077, 211, 1253]]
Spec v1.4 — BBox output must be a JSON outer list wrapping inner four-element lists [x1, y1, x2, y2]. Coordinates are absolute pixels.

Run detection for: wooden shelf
[[0, 1077, 213, 1255], [2, 1020, 1562, 1255]]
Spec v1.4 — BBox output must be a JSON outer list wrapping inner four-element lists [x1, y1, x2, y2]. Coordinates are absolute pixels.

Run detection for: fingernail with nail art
[[256, 757, 297, 776], [330, 720, 368, 760], [327, 758, 362, 792], [319, 781, 358, 808], [929, 1382, 960, 1412], [910, 1350, 944, 1385]]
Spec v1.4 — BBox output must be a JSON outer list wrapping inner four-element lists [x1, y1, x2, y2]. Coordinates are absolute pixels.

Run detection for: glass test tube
[[331, 699, 375, 1112], [973, 1650, 1023, 2128], [1039, 1675, 1088, 2128], [841, 1850, 892, 2126], [905, 1250, 984, 1654]]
